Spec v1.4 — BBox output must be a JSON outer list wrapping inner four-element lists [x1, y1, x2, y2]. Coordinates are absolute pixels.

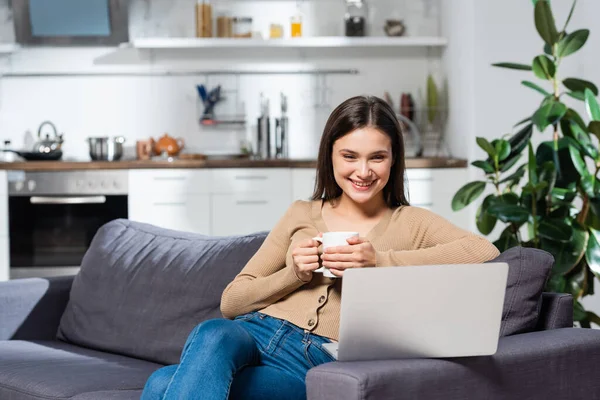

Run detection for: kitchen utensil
[[87, 136, 125, 161], [384, 19, 405, 37], [136, 139, 155, 160], [2, 149, 63, 161], [256, 93, 271, 159], [2, 120, 66, 161], [154, 133, 185, 157]]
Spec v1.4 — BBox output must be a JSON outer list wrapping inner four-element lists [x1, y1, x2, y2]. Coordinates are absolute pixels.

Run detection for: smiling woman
[[141, 95, 499, 400]]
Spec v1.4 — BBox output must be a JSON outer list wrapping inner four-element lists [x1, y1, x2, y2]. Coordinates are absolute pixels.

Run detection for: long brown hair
[[311, 95, 409, 208]]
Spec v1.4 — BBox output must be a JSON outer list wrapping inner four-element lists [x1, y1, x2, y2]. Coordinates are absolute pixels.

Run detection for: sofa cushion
[[57, 219, 267, 365], [0, 340, 160, 400], [488, 247, 554, 336], [71, 390, 143, 400]]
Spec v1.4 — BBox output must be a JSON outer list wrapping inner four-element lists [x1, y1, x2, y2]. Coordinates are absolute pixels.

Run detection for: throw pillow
[[57, 219, 267, 365], [489, 246, 554, 336]]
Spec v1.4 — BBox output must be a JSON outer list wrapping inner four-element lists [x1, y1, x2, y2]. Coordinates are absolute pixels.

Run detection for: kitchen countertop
[[0, 157, 468, 171]]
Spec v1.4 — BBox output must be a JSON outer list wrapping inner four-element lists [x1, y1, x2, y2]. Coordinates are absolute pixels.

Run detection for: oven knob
[[27, 180, 36, 191], [14, 181, 23, 191], [76, 180, 84, 189], [113, 181, 119, 190]]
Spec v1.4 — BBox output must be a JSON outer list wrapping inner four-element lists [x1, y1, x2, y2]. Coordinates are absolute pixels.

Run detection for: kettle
[[154, 133, 185, 157], [34, 121, 63, 154]]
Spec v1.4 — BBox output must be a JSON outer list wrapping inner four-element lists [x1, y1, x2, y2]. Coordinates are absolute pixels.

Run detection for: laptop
[[322, 262, 509, 362]]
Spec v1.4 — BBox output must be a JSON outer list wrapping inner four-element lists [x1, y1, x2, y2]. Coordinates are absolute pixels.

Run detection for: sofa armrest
[[0, 276, 74, 340], [536, 292, 573, 330], [306, 328, 600, 400]]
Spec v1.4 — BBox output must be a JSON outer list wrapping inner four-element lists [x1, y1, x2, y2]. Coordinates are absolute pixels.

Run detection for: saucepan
[[87, 136, 126, 161]]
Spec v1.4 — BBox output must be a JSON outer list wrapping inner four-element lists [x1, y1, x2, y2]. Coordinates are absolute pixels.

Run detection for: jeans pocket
[[304, 341, 335, 368], [233, 312, 258, 322]]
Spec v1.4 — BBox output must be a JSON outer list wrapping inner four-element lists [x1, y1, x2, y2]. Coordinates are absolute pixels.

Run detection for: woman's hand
[[292, 235, 322, 282], [321, 236, 377, 277]]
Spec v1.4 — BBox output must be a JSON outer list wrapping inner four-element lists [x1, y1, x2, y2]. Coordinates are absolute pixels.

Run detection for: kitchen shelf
[[0, 44, 19, 56], [125, 36, 448, 50]]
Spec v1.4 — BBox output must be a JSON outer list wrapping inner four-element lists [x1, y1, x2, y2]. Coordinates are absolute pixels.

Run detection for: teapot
[[154, 133, 185, 157]]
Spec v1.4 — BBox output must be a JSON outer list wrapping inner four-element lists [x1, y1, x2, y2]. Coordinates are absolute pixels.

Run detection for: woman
[[141, 95, 499, 400]]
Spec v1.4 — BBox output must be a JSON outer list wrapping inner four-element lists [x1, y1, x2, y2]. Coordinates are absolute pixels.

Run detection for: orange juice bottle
[[291, 9, 302, 37]]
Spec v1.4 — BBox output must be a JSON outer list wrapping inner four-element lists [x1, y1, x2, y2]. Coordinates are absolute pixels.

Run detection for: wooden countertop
[[0, 157, 468, 171]]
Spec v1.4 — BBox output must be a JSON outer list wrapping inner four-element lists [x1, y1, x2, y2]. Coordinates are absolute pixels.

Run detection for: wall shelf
[[125, 36, 448, 50], [0, 44, 19, 56]]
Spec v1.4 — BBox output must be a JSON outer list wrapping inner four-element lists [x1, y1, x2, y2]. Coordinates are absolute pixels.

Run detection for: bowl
[[87, 136, 125, 161]]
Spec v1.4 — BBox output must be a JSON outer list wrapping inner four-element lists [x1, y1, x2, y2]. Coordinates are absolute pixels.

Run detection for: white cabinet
[[209, 169, 292, 236], [292, 168, 317, 201], [211, 194, 290, 236], [128, 169, 211, 234], [129, 193, 211, 234], [211, 169, 291, 194]]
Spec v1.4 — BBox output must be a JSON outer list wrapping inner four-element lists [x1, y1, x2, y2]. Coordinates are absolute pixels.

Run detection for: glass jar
[[344, 0, 367, 37], [232, 17, 253, 38]]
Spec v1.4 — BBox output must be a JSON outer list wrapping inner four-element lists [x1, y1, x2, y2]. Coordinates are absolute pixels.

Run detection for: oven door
[[9, 194, 127, 277]]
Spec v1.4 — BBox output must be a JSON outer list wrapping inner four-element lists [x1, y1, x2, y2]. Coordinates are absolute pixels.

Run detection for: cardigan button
[[308, 319, 315, 327], [318, 296, 326, 303]]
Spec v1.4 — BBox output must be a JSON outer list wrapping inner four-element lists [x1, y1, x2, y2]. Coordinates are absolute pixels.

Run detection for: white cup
[[312, 232, 359, 278]]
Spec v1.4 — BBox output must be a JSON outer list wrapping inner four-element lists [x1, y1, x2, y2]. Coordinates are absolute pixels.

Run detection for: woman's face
[[331, 126, 393, 206]]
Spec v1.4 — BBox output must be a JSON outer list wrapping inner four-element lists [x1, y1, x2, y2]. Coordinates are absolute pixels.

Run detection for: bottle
[[2, 140, 14, 162], [290, 6, 303, 37], [344, 0, 367, 37], [256, 93, 271, 159], [196, 0, 213, 38]]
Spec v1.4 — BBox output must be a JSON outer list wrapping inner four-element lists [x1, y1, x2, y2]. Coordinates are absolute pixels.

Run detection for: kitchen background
[[0, 0, 447, 161]]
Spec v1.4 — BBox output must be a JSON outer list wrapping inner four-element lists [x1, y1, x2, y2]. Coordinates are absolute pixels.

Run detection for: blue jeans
[[141, 312, 335, 400]]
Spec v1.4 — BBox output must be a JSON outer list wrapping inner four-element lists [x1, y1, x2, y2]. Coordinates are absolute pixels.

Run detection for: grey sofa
[[0, 219, 599, 400]]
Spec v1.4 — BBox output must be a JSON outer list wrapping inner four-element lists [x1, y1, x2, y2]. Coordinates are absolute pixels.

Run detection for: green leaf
[[493, 227, 520, 253], [586, 228, 600, 280], [587, 311, 600, 327], [546, 273, 567, 293], [491, 62, 532, 71], [499, 163, 527, 184], [476, 137, 496, 158], [568, 144, 589, 178], [528, 142, 538, 185], [542, 222, 588, 275], [532, 101, 567, 131], [532, 55, 556, 80], [521, 80, 551, 96], [501, 154, 522, 172], [574, 301, 587, 321], [471, 160, 495, 174], [487, 204, 530, 224], [563, 78, 598, 96], [535, 0, 559, 46], [539, 219, 573, 243], [565, 91, 585, 101], [476, 195, 498, 235], [557, 29, 589, 58], [494, 140, 511, 161], [514, 117, 532, 127], [585, 88, 600, 121], [564, 108, 587, 131], [563, 0, 577, 32], [451, 181, 486, 211], [588, 121, 600, 140]]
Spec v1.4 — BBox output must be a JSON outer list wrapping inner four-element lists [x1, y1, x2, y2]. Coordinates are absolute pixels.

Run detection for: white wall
[[0, 0, 445, 161]]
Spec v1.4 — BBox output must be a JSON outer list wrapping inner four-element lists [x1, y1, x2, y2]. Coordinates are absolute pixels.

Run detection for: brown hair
[[311, 95, 409, 208]]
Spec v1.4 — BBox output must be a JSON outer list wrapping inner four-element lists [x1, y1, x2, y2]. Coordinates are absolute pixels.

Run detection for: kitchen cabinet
[[128, 169, 212, 234], [129, 193, 211, 234], [211, 194, 290, 236], [128, 168, 292, 236], [292, 168, 317, 201]]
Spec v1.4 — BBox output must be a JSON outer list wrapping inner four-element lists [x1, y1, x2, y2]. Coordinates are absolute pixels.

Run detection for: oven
[[8, 170, 128, 279]]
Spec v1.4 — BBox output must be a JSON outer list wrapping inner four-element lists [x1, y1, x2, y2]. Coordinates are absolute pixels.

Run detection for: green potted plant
[[451, 0, 600, 327]]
